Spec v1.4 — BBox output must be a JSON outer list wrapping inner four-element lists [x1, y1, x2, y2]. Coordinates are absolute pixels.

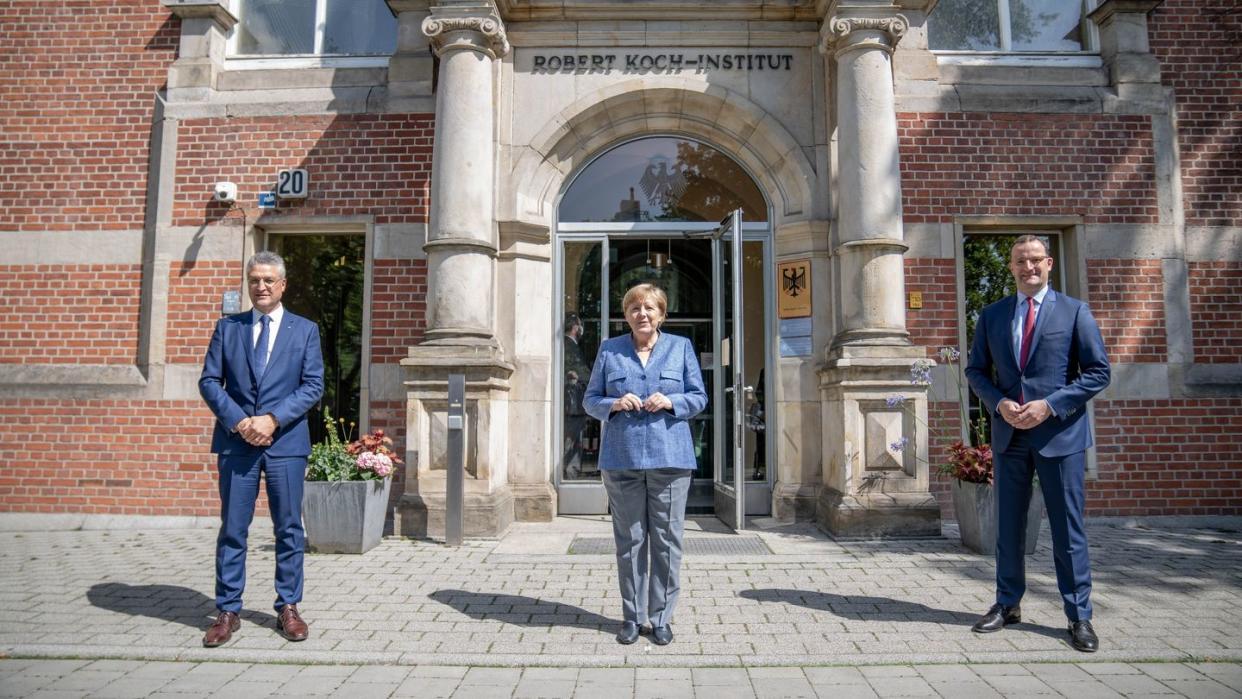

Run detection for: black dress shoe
[[616, 621, 640, 645], [1069, 620, 1099, 652], [651, 625, 673, 646], [972, 604, 1021, 633]]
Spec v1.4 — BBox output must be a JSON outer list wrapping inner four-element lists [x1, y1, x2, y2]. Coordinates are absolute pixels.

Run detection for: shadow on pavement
[[429, 589, 615, 630], [87, 583, 276, 629], [739, 587, 1073, 645], [739, 588, 978, 625]]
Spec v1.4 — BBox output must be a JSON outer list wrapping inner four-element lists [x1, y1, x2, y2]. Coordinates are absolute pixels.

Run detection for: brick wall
[[1189, 261, 1242, 364], [166, 259, 243, 364], [1086, 259, 1167, 363], [0, 264, 142, 364], [174, 115, 433, 227], [905, 258, 958, 355], [368, 401, 407, 513], [371, 259, 428, 362], [0, 400, 220, 516], [898, 113, 1159, 224], [1149, 0, 1242, 227], [0, 0, 177, 231], [1093, 399, 1242, 515]]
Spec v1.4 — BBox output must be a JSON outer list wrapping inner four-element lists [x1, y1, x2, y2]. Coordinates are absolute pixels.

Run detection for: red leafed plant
[[943, 440, 993, 484], [346, 428, 403, 465]]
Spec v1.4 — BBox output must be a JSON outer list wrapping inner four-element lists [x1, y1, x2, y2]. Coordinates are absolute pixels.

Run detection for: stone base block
[[772, 482, 819, 523], [397, 485, 514, 539], [816, 489, 941, 538], [512, 482, 556, 523]]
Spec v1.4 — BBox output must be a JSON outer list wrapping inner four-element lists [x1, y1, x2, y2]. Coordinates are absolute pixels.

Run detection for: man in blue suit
[[199, 251, 324, 647], [965, 235, 1110, 652]]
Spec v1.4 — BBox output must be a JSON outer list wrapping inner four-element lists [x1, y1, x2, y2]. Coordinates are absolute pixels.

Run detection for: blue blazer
[[583, 332, 708, 470], [965, 289, 1110, 457], [199, 310, 325, 458]]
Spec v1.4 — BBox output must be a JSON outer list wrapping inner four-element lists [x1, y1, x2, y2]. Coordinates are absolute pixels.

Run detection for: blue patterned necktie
[[254, 314, 271, 377]]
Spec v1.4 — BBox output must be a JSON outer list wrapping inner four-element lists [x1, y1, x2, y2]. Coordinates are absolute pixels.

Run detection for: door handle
[[724, 385, 754, 396]]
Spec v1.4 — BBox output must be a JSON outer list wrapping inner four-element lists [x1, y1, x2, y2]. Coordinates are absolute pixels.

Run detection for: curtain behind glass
[[928, 0, 1001, 51], [1009, 0, 1084, 51], [235, 0, 315, 55], [325, 0, 397, 55]]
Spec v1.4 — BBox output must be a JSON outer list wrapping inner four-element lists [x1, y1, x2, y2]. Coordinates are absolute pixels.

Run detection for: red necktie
[[1018, 297, 1035, 404], [1019, 296, 1036, 370]]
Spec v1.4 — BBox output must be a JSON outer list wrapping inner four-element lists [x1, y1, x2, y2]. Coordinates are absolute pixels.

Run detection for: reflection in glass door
[[556, 231, 771, 520]]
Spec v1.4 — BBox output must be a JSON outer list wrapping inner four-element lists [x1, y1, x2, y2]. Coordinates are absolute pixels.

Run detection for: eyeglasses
[[247, 277, 284, 287], [1012, 257, 1049, 268]]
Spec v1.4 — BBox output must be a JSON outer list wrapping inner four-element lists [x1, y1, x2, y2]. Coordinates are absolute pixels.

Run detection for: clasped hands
[[998, 399, 1052, 431], [611, 392, 672, 413], [234, 414, 278, 446]]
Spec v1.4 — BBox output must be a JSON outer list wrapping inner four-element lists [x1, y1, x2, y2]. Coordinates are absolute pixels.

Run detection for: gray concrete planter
[[951, 479, 1043, 556], [303, 478, 391, 554]]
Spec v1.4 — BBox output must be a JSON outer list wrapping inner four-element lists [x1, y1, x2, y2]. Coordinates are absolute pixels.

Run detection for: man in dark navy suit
[[965, 235, 1111, 652], [199, 251, 324, 647]]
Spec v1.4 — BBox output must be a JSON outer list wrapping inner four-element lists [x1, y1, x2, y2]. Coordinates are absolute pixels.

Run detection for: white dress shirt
[[1011, 285, 1049, 363], [251, 304, 284, 356]]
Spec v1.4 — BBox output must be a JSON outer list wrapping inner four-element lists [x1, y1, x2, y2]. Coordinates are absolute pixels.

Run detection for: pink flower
[[356, 451, 394, 478]]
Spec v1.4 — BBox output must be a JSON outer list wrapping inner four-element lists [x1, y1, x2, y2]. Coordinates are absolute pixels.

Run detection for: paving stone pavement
[[1, 658, 1240, 698], [0, 516, 1240, 688]]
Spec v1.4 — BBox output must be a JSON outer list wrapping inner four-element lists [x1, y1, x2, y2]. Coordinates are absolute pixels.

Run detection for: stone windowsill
[[934, 52, 1107, 87]]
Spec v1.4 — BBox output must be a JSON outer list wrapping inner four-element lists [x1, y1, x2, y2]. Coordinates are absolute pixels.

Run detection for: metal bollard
[[445, 373, 465, 546]]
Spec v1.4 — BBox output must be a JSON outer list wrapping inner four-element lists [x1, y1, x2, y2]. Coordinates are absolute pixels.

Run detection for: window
[[929, 0, 1094, 52], [231, 0, 397, 57], [559, 137, 767, 223]]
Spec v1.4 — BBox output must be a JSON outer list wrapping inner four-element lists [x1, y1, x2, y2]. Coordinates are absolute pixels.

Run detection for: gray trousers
[[601, 467, 693, 627]]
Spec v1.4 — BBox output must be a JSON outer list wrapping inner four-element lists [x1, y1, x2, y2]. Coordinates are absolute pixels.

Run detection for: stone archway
[[501, 77, 822, 230]]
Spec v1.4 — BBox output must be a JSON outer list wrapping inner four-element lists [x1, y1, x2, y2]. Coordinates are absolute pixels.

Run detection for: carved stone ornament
[[422, 13, 510, 58], [819, 14, 910, 53]]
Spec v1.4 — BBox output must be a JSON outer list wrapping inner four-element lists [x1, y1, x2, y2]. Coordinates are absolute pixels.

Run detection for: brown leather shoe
[[202, 611, 240, 647], [277, 604, 308, 641]]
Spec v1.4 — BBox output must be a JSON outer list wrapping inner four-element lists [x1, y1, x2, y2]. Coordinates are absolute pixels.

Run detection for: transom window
[[559, 137, 767, 223], [929, 0, 1095, 52], [229, 0, 397, 57]]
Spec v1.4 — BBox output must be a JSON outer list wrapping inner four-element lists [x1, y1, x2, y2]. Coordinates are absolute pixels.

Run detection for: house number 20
[[276, 169, 309, 199]]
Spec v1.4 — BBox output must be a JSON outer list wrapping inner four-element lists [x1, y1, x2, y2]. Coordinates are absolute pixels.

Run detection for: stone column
[[816, 8, 940, 537], [398, 2, 515, 539]]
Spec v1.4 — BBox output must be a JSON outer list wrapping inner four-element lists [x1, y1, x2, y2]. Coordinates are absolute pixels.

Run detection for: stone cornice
[[818, 14, 909, 55], [423, 5, 510, 58], [1087, 0, 1164, 26], [160, 0, 237, 31]]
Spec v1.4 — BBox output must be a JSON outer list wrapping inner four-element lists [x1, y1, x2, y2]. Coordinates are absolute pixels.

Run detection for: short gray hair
[[246, 251, 287, 279]]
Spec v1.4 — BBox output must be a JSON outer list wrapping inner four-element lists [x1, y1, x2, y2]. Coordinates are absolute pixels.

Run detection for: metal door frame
[[553, 223, 773, 520]]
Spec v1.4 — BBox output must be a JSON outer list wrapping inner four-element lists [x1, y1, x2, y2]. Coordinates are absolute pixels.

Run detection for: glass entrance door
[[556, 228, 770, 523]]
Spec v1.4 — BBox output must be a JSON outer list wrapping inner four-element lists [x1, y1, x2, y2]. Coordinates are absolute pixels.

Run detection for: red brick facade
[[0, 264, 142, 364], [174, 115, 433, 227], [1149, 0, 1242, 227], [898, 113, 1159, 224], [904, 258, 959, 356], [1087, 259, 1168, 363], [371, 259, 429, 362], [1094, 399, 1242, 515], [0, 1, 178, 231], [1189, 262, 1242, 364], [166, 259, 243, 365]]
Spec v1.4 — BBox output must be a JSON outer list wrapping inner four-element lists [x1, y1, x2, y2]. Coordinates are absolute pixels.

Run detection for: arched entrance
[[553, 136, 773, 525]]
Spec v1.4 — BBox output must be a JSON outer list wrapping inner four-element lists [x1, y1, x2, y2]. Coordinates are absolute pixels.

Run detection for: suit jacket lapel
[[1024, 289, 1057, 364], [997, 296, 1021, 372], [262, 315, 298, 382]]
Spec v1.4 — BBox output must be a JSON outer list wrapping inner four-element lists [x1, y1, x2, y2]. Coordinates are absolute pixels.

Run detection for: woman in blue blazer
[[583, 283, 708, 646]]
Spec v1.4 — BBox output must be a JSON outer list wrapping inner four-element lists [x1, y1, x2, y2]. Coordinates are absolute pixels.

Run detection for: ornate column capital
[[422, 3, 509, 59], [818, 14, 909, 56]]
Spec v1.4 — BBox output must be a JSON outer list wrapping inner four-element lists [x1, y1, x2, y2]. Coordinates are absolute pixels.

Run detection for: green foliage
[[307, 408, 381, 482]]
